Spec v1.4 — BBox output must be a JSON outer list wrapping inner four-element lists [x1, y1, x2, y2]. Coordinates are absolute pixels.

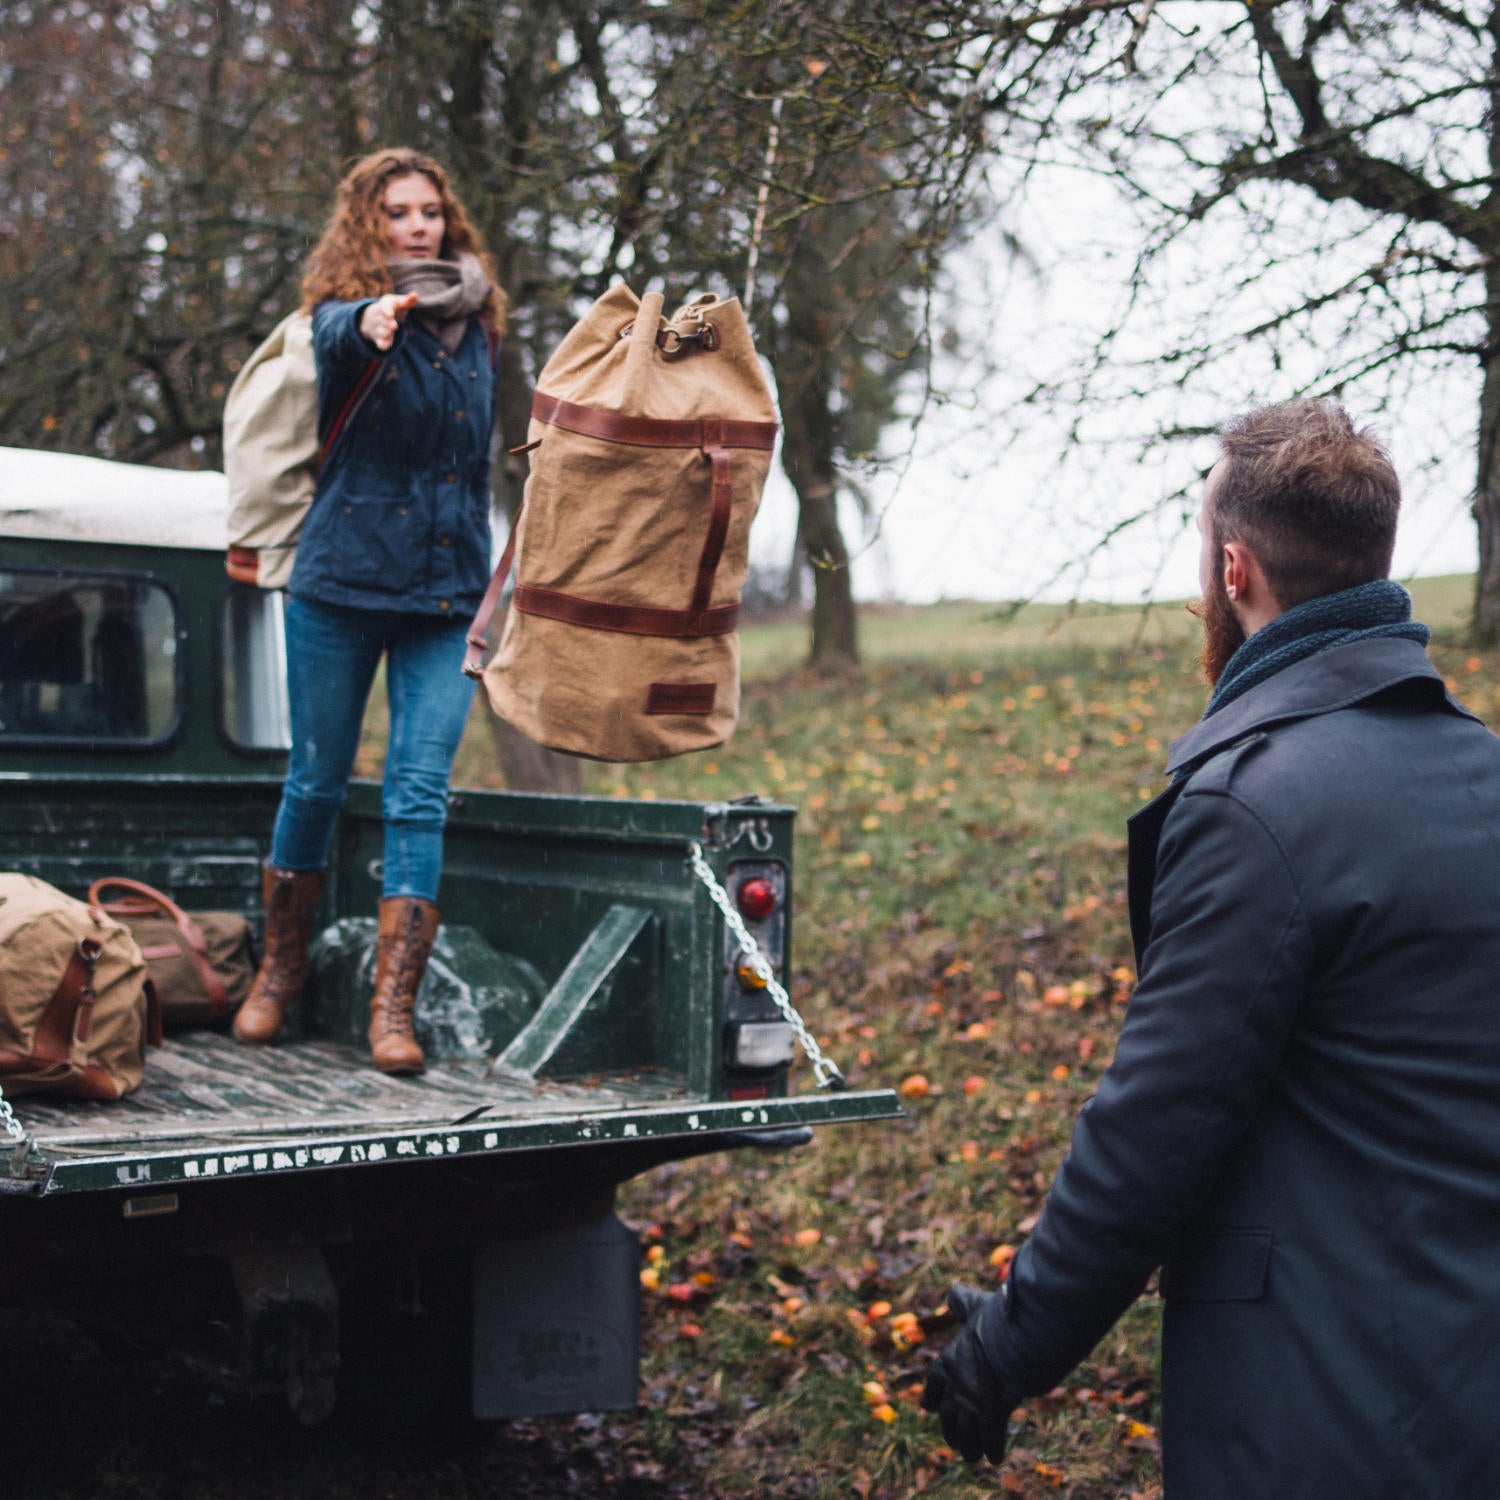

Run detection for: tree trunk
[[482, 667, 584, 794], [797, 482, 859, 667], [1474, 328, 1500, 646], [779, 367, 859, 669], [1475, 96, 1500, 646], [784, 534, 806, 609]]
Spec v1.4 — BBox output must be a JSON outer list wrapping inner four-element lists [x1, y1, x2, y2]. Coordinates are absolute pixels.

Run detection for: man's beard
[[1187, 574, 1246, 686]]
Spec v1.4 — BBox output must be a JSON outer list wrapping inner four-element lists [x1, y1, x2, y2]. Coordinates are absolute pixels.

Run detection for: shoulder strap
[[34, 939, 101, 1063], [317, 355, 384, 460], [462, 507, 523, 679]]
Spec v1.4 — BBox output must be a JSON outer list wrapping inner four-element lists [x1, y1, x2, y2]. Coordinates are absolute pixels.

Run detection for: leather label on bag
[[646, 682, 716, 716]]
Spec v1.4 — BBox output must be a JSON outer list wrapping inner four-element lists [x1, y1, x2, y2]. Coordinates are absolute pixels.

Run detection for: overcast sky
[[749, 145, 1483, 609]]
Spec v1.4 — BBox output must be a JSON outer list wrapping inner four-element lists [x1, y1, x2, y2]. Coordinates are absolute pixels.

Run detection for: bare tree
[[353, 1, 1002, 674], [1, 0, 1007, 683], [0, 0, 362, 464], [954, 1, 1500, 640]]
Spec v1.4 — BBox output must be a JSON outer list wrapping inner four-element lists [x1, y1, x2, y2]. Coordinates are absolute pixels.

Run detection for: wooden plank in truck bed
[[12, 1033, 687, 1148], [3, 1036, 903, 1197]]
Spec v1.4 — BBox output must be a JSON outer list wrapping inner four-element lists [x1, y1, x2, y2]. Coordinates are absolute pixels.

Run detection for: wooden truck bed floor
[[13, 1033, 685, 1154]]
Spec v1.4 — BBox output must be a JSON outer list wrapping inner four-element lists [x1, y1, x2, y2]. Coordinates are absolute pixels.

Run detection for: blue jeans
[[270, 596, 476, 901]]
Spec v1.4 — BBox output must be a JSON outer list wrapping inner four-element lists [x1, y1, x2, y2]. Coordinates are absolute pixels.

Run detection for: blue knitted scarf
[[1205, 578, 1431, 718]]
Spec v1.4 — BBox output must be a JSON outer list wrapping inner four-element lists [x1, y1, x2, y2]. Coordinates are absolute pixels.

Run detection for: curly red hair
[[300, 148, 506, 333]]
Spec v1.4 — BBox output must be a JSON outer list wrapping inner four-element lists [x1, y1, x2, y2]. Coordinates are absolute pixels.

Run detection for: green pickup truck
[[0, 446, 898, 1424]]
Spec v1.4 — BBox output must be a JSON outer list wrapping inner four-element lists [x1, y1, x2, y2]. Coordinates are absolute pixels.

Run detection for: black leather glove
[[921, 1282, 1019, 1464]]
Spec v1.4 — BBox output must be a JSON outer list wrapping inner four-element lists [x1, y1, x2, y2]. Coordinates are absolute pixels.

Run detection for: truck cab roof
[[1, 446, 290, 774], [1, 446, 230, 551]]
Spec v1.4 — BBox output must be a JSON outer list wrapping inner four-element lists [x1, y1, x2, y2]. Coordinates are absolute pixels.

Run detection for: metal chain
[[0, 1079, 28, 1147], [688, 842, 845, 1090]]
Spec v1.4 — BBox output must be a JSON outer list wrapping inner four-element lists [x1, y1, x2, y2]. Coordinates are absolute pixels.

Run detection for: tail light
[[737, 877, 778, 920], [721, 860, 790, 1085], [736, 957, 772, 990]]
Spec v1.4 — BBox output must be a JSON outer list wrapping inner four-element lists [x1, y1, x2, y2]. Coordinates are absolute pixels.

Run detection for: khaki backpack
[[464, 285, 779, 762], [222, 311, 381, 588], [0, 874, 162, 1100]]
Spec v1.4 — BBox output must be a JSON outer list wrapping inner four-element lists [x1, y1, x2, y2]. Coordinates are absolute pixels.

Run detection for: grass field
[[7, 578, 1489, 1500], [410, 575, 1493, 1498]]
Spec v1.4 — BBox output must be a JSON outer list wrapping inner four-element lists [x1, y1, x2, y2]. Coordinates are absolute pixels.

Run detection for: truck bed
[[15, 1033, 687, 1149], [6, 1034, 896, 1197]]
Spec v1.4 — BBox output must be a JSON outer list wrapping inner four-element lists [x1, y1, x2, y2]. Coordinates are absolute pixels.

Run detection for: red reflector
[[729, 1084, 770, 1101], [737, 877, 778, 920]]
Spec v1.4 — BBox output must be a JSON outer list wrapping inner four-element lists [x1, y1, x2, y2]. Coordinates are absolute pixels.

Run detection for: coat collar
[[1165, 637, 1470, 779]]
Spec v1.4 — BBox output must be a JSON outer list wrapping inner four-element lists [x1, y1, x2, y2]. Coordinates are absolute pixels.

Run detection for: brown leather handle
[[20, 938, 100, 1068], [88, 877, 226, 1016], [226, 545, 260, 585]]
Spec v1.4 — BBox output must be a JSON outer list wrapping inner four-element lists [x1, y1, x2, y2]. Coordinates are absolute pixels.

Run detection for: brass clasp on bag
[[618, 320, 720, 355]]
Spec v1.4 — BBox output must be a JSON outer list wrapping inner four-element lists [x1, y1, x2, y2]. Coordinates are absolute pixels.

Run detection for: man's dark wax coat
[[981, 636, 1500, 1498]]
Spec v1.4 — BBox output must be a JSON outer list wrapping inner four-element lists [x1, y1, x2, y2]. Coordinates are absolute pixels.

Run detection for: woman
[[233, 148, 505, 1074]]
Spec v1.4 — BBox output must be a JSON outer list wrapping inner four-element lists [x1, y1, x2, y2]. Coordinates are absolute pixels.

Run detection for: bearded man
[[923, 399, 1500, 1497]]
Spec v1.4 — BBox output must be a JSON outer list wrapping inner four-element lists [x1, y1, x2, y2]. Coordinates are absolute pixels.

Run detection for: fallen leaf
[[989, 1244, 1016, 1277]]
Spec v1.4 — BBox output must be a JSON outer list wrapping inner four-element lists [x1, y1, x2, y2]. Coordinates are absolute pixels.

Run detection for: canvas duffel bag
[[87, 878, 256, 1031], [0, 873, 162, 1100], [464, 285, 779, 762]]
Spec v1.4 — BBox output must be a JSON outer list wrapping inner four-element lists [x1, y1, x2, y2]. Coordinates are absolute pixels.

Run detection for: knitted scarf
[[389, 253, 491, 354], [1205, 578, 1431, 718]]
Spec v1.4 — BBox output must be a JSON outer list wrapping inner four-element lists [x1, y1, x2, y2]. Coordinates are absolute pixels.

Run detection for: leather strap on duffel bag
[[464, 285, 779, 762], [0, 873, 162, 1100], [87, 877, 256, 1030]]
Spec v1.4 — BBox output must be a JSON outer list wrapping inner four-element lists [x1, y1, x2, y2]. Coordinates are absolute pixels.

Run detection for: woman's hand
[[359, 292, 419, 351]]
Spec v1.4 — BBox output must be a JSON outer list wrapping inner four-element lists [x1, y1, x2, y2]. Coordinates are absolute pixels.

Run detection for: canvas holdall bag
[[0, 873, 162, 1100], [463, 284, 779, 762], [222, 311, 382, 589], [87, 878, 256, 1031]]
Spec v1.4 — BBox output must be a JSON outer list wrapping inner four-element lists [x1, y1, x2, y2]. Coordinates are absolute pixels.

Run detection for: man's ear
[[1221, 540, 1281, 632], [1221, 545, 1246, 602]]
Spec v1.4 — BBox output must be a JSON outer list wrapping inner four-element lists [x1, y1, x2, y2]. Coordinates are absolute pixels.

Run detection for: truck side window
[[221, 584, 292, 751], [0, 570, 175, 744]]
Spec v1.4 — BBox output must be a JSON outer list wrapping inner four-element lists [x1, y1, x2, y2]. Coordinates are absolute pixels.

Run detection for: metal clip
[[618, 322, 720, 354], [700, 809, 773, 853]]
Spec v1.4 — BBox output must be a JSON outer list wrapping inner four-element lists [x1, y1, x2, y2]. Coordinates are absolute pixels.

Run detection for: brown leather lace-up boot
[[233, 864, 323, 1045], [368, 896, 439, 1074]]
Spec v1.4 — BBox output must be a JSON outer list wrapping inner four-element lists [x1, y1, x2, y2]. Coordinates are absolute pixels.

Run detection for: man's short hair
[[1213, 400, 1400, 608]]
